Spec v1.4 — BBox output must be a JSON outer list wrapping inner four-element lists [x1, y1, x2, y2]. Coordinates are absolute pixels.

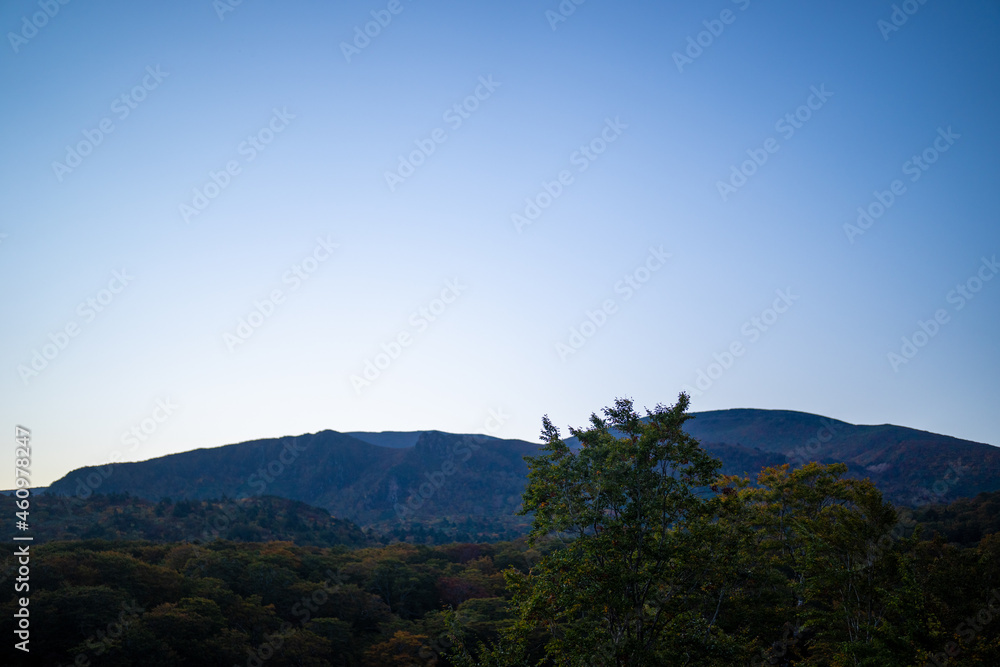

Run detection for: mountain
[[47, 429, 538, 539], [45, 410, 999, 538], [682, 409, 1000, 506], [345, 431, 423, 448]]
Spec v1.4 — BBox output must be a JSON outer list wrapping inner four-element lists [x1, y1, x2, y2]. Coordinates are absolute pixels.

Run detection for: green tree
[[730, 463, 931, 666], [502, 394, 732, 666]]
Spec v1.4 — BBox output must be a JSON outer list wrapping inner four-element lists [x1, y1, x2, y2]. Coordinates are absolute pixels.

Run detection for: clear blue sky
[[2, 0, 998, 487]]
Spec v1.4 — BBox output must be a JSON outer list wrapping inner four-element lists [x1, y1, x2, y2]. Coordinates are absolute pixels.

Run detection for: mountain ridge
[[45, 409, 998, 535]]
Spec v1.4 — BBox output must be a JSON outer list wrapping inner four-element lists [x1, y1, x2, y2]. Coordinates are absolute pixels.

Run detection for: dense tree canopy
[[452, 395, 1000, 666]]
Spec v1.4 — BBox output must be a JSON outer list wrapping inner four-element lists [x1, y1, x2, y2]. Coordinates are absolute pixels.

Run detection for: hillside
[[683, 409, 1000, 505], [25, 493, 371, 547], [911, 488, 1000, 546], [47, 430, 537, 539], [45, 409, 999, 536]]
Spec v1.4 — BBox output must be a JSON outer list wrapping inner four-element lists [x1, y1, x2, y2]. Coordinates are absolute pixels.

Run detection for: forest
[[5, 395, 1000, 666]]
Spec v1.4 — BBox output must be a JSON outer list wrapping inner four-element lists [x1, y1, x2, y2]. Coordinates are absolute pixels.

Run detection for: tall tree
[[503, 393, 733, 665]]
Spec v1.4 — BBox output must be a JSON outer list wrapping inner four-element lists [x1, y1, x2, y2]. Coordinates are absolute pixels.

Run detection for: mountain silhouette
[[45, 409, 998, 532]]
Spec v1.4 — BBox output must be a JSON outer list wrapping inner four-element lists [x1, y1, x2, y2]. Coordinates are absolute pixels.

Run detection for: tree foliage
[[504, 394, 731, 665]]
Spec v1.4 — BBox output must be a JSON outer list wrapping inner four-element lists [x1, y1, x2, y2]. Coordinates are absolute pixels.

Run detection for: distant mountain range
[[683, 409, 1000, 506], [45, 409, 1000, 536]]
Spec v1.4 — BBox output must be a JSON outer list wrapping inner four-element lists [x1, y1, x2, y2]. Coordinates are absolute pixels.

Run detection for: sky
[[1, 0, 998, 488]]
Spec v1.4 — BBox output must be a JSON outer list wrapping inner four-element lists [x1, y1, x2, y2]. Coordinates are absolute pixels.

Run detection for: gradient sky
[[2, 0, 998, 488]]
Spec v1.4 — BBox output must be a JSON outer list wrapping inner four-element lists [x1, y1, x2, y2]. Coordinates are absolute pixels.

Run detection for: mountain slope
[[683, 409, 1000, 505], [28, 493, 370, 546], [45, 410, 999, 536], [346, 431, 424, 448], [47, 430, 539, 536]]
